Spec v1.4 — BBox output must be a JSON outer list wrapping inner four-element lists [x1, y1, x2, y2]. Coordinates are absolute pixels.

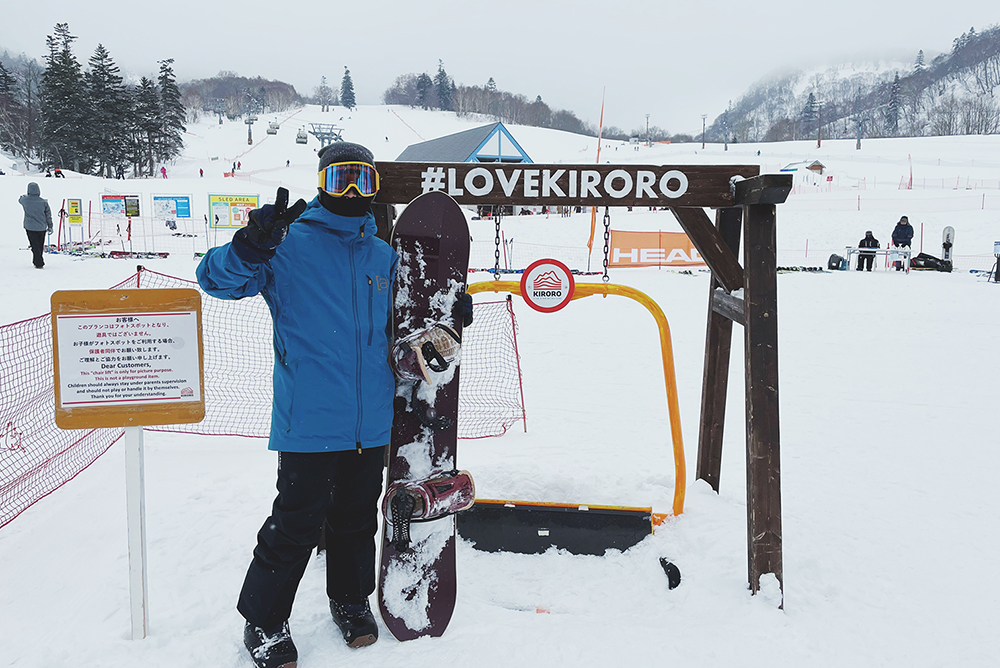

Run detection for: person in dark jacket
[[857, 230, 879, 271], [891, 215, 914, 271], [197, 143, 473, 668], [19, 182, 53, 268], [197, 143, 392, 667]]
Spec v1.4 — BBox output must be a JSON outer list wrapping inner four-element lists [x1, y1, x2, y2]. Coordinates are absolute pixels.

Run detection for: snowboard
[[377, 190, 471, 642], [942, 226, 955, 262]]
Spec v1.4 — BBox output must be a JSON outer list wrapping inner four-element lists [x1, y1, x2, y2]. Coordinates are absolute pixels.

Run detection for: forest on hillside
[[710, 25, 1000, 145]]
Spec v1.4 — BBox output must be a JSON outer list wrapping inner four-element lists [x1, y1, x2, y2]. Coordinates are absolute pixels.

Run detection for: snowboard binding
[[391, 323, 462, 385], [383, 470, 476, 551]]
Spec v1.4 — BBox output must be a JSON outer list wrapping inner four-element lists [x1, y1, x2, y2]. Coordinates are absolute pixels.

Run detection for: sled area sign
[[374, 162, 760, 208], [520, 259, 576, 313]]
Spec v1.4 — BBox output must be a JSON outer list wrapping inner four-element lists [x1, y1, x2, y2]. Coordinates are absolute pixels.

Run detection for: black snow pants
[[237, 446, 385, 629], [26, 230, 46, 268], [856, 253, 875, 271]]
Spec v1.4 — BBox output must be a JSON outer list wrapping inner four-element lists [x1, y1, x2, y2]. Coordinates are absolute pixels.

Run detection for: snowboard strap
[[421, 324, 462, 373], [421, 341, 450, 373], [390, 491, 417, 551]]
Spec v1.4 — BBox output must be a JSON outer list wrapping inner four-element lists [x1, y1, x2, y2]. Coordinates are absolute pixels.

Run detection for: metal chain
[[601, 207, 611, 283], [493, 209, 502, 280]]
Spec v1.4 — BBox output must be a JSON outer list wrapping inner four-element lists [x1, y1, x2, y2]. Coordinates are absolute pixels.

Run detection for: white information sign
[[55, 310, 202, 408]]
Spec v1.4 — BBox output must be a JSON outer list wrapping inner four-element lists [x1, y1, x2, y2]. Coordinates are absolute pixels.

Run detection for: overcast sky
[[3, 1, 997, 134]]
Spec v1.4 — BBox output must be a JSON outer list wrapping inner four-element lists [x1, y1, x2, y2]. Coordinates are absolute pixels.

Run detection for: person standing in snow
[[197, 143, 389, 667], [19, 182, 52, 269], [857, 230, 879, 271], [197, 142, 471, 668], [891, 215, 913, 271]]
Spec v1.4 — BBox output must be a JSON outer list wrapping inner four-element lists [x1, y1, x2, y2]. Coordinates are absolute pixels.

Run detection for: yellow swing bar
[[467, 280, 686, 517]]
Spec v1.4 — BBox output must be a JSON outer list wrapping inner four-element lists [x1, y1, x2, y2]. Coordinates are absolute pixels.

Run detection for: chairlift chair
[[295, 129, 308, 144]]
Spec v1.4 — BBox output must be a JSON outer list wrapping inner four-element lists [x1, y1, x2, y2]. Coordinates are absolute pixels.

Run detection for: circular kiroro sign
[[520, 259, 576, 313]]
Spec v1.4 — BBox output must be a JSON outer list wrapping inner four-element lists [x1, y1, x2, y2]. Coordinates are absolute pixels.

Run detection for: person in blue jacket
[[891, 215, 914, 271], [197, 142, 395, 668]]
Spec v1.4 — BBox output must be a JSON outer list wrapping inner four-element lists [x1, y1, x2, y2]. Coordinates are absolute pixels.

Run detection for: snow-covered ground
[[2, 106, 999, 667]]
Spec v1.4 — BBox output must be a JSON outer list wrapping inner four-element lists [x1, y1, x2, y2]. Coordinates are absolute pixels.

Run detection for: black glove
[[244, 187, 307, 247], [454, 292, 474, 328], [233, 187, 307, 263]]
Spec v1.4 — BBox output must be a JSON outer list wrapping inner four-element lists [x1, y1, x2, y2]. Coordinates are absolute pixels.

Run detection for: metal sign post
[[124, 425, 147, 639]]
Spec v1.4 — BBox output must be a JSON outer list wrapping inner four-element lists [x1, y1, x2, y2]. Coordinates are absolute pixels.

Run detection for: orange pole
[[586, 89, 606, 255], [468, 280, 686, 516]]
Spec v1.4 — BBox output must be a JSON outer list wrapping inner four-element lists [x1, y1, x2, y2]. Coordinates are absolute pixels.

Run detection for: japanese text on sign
[[55, 311, 202, 407]]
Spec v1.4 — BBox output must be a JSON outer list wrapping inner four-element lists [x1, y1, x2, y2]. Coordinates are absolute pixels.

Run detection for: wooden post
[[742, 202, 782, 600], [696, 207, 742, 492], [670, 206, 744, 293]]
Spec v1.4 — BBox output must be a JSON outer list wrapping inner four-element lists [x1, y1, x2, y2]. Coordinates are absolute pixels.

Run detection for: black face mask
[[319, 190, 373, 217]]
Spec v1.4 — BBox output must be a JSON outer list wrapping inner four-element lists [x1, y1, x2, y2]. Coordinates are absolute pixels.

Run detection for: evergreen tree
[[415, 72, 433, 109], [157, 58, 186, 164], [886, 73, 901, 136], [434, 60, 452, 111], [0, 63, 15, 96], [486, 77, 497, 93], [801, 91, 819, 132], [84, 44, 128, 177], [341, 66, 356, 110], [915, 50, 926, 73], [133, 76, 160, 176], [40, 23, 90, 171]]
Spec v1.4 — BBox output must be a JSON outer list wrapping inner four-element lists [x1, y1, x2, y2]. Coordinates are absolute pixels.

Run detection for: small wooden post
[[696, 207, 742, 491]]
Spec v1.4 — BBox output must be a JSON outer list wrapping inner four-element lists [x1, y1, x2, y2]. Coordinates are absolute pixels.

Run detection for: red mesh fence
[[1, 269, 525, 528], [0, 314, 123, 529], [458, 297, 526, 439], [114, 270, 274, 438]]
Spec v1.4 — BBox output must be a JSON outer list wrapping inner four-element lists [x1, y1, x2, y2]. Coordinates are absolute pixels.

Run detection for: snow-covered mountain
[[713, 25, 1000, 143]]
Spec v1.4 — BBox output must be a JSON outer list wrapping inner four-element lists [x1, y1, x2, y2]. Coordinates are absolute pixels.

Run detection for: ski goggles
[[318, 161, 380, 197]]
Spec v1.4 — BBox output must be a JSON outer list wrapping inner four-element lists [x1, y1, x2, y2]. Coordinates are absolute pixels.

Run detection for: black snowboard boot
[[243, 620, 297, 668], [330, 598, 379, 648]]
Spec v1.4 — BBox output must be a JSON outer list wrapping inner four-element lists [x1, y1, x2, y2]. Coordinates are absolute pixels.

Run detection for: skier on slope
[[196, 143, 396, 668]]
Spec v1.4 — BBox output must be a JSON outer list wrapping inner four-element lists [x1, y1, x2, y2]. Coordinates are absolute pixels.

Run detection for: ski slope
[[1, 105, 999, 667]]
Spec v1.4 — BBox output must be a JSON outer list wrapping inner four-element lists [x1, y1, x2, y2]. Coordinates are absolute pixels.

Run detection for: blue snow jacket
[[196, 198, 397, 453]]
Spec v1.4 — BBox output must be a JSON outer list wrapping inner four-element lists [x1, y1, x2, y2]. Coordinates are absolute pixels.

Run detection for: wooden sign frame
[[374, 162, 760, 208], [51, 288, 205, 429]]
